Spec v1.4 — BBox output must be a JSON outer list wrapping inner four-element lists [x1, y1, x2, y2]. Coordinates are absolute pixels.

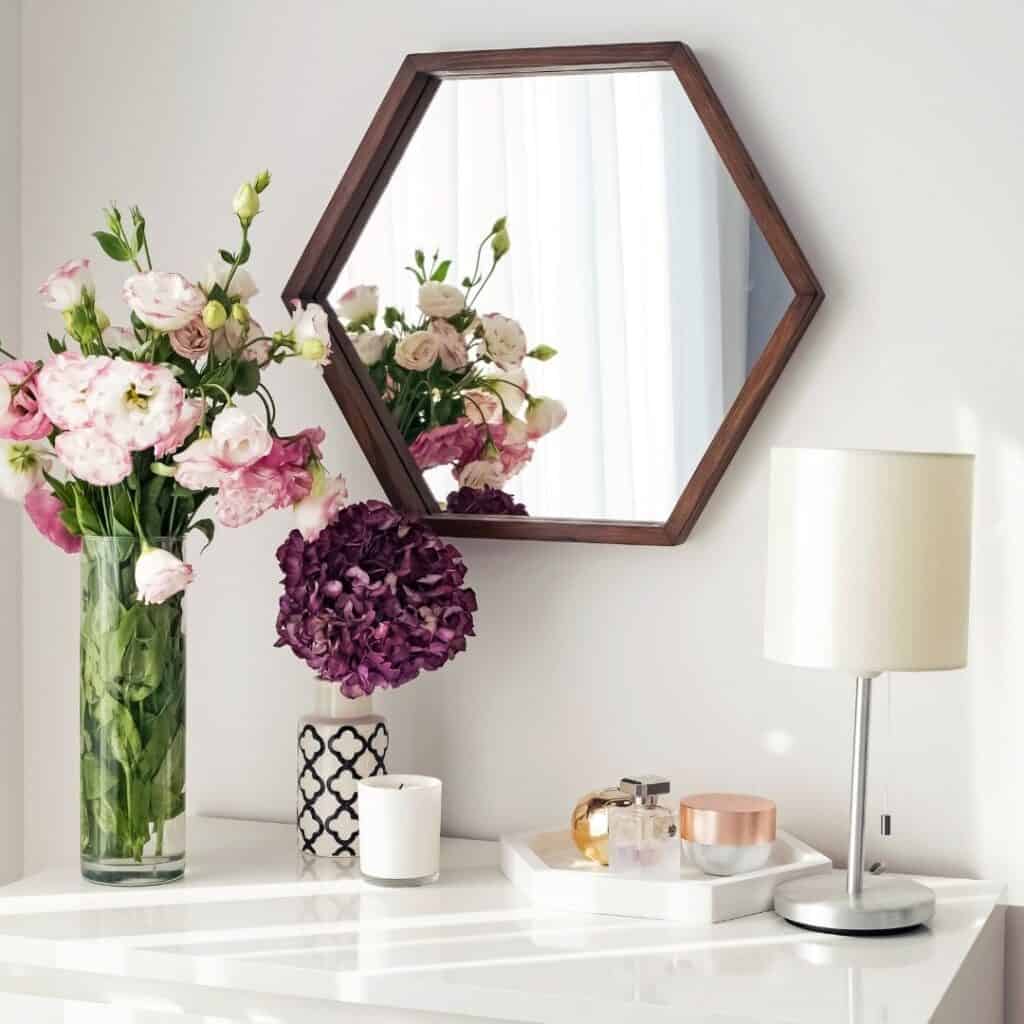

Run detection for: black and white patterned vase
[[297, 686, 388, 858]]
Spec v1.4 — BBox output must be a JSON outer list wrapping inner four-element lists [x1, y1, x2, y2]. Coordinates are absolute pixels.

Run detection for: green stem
[[223, 223, 249, 295]]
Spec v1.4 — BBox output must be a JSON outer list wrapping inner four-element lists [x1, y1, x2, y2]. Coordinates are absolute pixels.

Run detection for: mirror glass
[[328, 69, 793, 521]]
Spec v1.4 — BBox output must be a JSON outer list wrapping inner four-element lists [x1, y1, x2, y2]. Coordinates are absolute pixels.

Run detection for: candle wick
[[398, 783, 404, 790]]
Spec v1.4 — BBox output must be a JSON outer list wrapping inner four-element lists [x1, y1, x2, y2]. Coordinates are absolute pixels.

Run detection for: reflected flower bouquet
[[334, 219, 567, 499]]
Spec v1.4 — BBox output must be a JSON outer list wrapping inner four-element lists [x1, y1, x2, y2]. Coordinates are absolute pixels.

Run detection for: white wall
[[0, 0, 22, 885], [16, 0, 1024, 944]]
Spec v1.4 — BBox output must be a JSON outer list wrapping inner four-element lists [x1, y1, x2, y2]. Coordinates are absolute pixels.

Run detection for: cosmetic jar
[[679, 793, 776, 876]]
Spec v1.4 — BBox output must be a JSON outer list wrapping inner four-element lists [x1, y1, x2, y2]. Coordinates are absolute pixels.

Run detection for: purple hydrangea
[[275, 501, 477, 696], [445, 486, 528, 517]]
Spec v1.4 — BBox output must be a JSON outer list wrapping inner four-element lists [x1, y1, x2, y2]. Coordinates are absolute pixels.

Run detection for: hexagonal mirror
[[286, 43, 822, 544]]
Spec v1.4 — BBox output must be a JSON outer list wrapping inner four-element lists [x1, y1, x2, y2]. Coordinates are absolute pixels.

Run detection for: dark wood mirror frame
[[284, 41, 823, 546]]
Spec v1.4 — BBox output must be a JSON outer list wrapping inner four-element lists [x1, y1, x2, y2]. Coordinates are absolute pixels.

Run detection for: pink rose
[[135, 547, 194, 605], [38, 258, 93, 311], [461, 387, 503, 425], [37, 353, 111, 431], [526, 397, 567, 439], [169, 318, 212, 360], [480, 313, 527, 370], [408, 419, 483, 471], [294, 473, 348, 540], [456, 458, 506, 490], [55, 428, 132, 486], [24, 484, 81, 554], [432, 320, 468, 371], [334, 285, 378, 324], [394, 330, 438, 371], [0, 361, 51, 441], [154, 397, 204, 458], [86, 359, 184, 451], [122, 271, 205, 332]]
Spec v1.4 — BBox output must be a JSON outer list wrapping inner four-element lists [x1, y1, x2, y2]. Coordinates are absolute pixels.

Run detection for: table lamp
[[764, 447, 974, 934]]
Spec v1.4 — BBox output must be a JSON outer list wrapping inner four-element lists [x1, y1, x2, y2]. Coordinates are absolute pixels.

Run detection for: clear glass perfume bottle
[[607, 775, 679, 879]]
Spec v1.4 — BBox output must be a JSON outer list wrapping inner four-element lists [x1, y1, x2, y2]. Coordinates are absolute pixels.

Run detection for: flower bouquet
[[2, 172, 347, 884], [334, 220, 567, 512]]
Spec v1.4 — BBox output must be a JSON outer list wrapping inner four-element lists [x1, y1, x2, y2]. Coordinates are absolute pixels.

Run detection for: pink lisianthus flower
[[86, 359, 184, 451], [38, 258, 93, 312], [525, 396, 567, 439], [37, 352, 111, 431], [24, 484, 80, 554], [409, 418, 483, 471], [122, 271, 205, 332], [294, 470, 348, 540], [55, 428, 132, 486], [0, 440, 52, 500], [153, 397, 204, 458], [0, 361, 51, 441], [135, 547, 194, 605]]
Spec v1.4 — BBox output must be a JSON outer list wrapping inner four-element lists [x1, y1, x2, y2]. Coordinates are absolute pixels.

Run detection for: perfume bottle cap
[[620, 775, 670, 801]]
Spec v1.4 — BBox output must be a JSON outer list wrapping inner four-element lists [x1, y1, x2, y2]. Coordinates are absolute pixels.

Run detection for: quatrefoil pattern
[[297, 718, 389, 857]]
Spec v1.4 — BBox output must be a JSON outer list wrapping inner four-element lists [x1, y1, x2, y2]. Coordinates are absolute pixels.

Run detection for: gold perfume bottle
[[607, 776, 679, 879], [571, 786, 634, 865]]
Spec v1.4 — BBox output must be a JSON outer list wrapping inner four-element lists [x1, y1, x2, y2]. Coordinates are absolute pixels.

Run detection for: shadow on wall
[[1006, 907, 1022, 1022]]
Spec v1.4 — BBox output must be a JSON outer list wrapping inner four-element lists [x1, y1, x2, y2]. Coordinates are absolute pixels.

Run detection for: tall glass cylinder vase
[[80, 537, 186, 885]]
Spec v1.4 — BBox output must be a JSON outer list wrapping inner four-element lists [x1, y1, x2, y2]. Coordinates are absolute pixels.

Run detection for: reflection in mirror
[[330, 69, 793, 522]]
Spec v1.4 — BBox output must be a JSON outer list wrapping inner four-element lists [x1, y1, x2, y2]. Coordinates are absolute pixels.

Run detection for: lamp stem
[[847, 675, 874, 898]]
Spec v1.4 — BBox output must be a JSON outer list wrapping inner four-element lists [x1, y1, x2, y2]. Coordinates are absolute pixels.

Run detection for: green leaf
[[430, 259, 452, 282], [383, 306, 401, 329], [218, 248, 235, 265], [206, 283, 230, 309], [142, 475, 166, 538], [97, 797, 119, 835], [110, 489, 135, 537], [81, 752, 116, 800], [74, 490, 103, 536], [234, 359, 260, 395], [108, 704, 142, 767], [237, 238, 251, 265], [189, 518, 215, 553], [93, 231, 133, 262], [47, 333, 66, 354], [138, 695, 180, 780], [414, 248, 425, 268]]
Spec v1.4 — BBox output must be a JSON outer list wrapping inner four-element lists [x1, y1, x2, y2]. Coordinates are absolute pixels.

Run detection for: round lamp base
[[774, 874, 935, 935]]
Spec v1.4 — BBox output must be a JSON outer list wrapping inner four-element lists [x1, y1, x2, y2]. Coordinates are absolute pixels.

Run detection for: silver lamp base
[[774, 873, 935, 934]]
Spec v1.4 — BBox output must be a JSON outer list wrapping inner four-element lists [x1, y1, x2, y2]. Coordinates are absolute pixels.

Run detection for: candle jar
[[679, 793, 776, 876], [357, 775, 442, 886]]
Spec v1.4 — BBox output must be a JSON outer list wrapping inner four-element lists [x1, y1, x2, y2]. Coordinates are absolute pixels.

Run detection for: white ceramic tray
[[500, 827, 831, 924]]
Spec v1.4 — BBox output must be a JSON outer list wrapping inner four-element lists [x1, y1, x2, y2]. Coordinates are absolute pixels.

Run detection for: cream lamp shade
[[764, 448, 974, 675]]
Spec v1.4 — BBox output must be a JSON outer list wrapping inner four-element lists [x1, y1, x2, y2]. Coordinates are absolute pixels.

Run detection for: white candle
[[357, 775, 442, 885]]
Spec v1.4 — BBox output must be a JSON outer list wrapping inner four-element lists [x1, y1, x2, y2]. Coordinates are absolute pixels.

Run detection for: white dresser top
[[0, 817, 1002, 1023]]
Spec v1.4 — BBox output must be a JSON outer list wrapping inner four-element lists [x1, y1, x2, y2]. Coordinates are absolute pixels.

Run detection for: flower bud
[[492, 216, 507, 234], [202, 300, 228, 330], [62, 309, 76, 332], [230, 302, 249, 325], [296, 336, 328, 364], [94, 307, 111, 332], [233, 183, 260, 223], [253, 169, 272, 194], [527, 344, 558, 361], [491, 228, 510, 260]]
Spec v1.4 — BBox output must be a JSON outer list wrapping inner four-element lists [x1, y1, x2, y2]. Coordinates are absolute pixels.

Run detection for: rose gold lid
[[679, 793, 776, 846]]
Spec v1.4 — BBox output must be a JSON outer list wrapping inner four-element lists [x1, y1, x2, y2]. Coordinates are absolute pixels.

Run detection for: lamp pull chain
[[881, 673, 892, 837]]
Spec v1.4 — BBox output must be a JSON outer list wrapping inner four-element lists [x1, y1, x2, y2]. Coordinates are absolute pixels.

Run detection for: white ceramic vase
[[297, 683, 389, 858]]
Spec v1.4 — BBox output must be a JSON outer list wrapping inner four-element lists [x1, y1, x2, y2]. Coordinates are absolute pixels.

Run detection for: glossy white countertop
[[0, 817, 1003, 1023]]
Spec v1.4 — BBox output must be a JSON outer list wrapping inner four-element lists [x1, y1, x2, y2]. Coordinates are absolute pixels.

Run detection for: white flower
[[334, 285, 378, 324], [38, 259, 93, 311], [461, 387, 503, 425], [203, 256, 258, 302], [86, 359, 184, 451], [480, 314, 527, 370], [351, 331, 389, 366], [395, 330, 439, 371], [210, 406, 272, 468], [233, 183, 260, 222], [37, 353, 112, 431], [0, 441, 51, 500], [294, 471, 348, 541], [502, 417, 529, 445], [432, 320, 468, 371], [487, 366, 528, 415], [122, 271, 205, 331], [526, 397, 567, 439], [154, 397, 205, 458], [418, 282, 465, 319], [135, 547, 195, 605], [54, 428, 132, 486], [457, 458, 506, 490], [290, 302, 332, 365]]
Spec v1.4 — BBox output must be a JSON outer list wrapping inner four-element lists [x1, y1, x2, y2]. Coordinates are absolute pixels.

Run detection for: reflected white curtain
[[334, 71, 751, 522]]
